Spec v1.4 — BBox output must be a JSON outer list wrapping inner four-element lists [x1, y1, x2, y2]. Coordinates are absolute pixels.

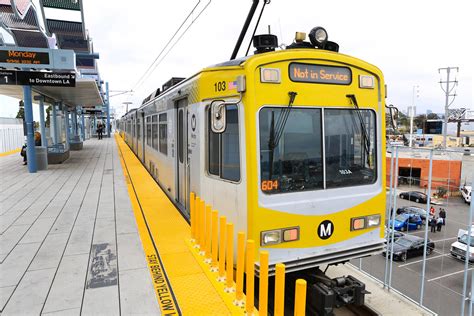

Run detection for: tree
[[16, 100, 24, 119], [46, 105, 52, 127]]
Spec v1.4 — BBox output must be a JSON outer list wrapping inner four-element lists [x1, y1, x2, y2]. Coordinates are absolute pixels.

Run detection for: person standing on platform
[[97, 122, 103, 140]]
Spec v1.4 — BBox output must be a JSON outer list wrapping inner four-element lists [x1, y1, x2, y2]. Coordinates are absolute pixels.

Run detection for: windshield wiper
[[268, 91, 298, 179], [346, 94, 371, 167]]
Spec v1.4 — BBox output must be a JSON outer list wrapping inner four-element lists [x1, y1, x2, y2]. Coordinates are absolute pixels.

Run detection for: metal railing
[[358, 145, 474, 315]]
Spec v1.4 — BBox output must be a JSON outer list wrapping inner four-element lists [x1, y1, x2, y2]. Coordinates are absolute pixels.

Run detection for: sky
[[1, 0, 473, 126]]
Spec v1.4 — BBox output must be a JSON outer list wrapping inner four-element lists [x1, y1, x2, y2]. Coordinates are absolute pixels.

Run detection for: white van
[[451, 227, 474, 262], [460, 185, 471, 204]]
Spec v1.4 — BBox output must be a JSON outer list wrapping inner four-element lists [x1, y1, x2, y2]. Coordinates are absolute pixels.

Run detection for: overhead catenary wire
[[146, 0, 212, 82], [130, 0, 207, 92]]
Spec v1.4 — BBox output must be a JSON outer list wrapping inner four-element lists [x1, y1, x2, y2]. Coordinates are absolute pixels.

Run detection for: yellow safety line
[[116, 135, 181, 315], [0, 148, 21, 157], [115, 135, 231, 315]]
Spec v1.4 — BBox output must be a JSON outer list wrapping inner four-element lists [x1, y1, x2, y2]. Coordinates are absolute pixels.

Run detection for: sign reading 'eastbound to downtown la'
[[0, 70, 76, 87]]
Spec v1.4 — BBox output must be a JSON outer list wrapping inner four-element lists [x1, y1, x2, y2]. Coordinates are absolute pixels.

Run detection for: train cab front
[[243, 28, 387, 275]]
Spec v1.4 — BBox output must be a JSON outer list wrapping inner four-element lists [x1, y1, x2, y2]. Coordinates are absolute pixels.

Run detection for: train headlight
[[260, 68, 281, 83], [309, 26, 328, 48], [367, 214, 381, 227], [261, 230, 281, 246]]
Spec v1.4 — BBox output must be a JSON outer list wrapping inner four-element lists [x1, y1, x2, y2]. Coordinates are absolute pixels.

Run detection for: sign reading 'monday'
[[0, 49, 50, 65], [289, 63, 352, 85]]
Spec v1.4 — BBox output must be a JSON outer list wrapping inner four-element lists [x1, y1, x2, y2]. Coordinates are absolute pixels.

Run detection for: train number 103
[[214, 81, 226, 92], [261, 180, 279, 191]]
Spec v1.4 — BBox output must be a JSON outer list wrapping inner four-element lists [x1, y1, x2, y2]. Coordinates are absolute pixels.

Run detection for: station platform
[[0, 136, 433, 315]]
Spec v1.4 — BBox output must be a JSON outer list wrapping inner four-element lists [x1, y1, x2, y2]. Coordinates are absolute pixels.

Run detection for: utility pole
[[439, 67, 459, 148], [409, 85, 419, 148]]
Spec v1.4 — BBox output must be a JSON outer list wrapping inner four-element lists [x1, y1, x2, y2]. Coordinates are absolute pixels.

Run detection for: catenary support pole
[[106, 82, 111, 137], [38, 97, 47, 148], [23, 85, 36, 173]]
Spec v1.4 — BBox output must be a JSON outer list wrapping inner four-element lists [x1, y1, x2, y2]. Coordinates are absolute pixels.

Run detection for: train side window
[[159, 113, 168, 155], [152, 115, 158, 150], [207, 105, 240, 182], [146, 116, 151, 146]]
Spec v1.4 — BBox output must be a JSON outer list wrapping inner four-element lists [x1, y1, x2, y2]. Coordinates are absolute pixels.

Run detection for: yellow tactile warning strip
[[115, 134, 231, 315], [0, 148, 21, 157]]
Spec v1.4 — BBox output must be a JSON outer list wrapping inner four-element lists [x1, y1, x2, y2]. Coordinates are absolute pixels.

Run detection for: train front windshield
[[259, 107, 376, 194]]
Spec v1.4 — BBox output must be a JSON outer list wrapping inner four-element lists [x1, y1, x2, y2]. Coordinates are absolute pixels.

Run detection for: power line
[[146, 1, 212, 79], [131, 0, 202, 91]]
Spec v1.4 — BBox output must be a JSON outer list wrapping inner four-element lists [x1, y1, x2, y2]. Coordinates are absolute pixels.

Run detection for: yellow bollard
[[205, 205, 212, 260], [211, 210, 219, 268], [294, 279, 307, 316], [199, 199, 205, 250], [218, 216, 227, 279], [246, 240, 255, 315], [195, 197, 201, 245], [259, 251, 269, 316], [274, 263, 285, 316], [190, 192, 195, 239], [225, 223, 234, 290], [236, 232, 246, 302]]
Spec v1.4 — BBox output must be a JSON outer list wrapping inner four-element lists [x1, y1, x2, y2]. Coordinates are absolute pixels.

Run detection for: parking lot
[[352, 190, 472, 315]]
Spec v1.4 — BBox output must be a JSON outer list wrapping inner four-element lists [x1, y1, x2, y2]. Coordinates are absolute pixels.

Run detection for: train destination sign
[[0, 49, 50, 65], [0, 70, 76, 87], [289, 63, 352, 85]]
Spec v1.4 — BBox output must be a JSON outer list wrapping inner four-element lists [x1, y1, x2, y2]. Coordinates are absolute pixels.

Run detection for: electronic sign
[[289, 63, 352, 85], [0, 49, 50, 66]]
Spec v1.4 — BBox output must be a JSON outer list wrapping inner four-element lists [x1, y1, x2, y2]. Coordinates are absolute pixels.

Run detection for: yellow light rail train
[[118, 25, 389, 311]]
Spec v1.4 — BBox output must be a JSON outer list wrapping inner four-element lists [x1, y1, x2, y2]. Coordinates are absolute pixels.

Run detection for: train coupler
[[310, 275, 370, 316]]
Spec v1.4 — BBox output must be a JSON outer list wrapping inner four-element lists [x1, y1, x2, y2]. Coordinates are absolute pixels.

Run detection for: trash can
[[35, 146, 48, 170]]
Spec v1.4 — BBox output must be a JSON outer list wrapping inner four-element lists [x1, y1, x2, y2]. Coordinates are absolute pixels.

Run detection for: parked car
[[399, 191, 428, 203], [390, 213, 423, 231], [384, 227, 405, 244], [460, 185, 471, 204], [396, 206, 432, 225], [383, 235, 435, 261], [450, 227, 474, 262]]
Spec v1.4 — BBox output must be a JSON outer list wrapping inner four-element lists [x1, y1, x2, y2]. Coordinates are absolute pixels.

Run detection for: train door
[[176, 98, 189, 215], [141, 112, 146, 162]]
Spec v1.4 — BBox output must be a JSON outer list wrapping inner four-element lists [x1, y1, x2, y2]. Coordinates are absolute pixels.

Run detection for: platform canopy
[[0, 78, 102, 108]]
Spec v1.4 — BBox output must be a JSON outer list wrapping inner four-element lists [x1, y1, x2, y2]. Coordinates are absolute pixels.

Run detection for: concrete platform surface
[[0, 138, 160, 315]]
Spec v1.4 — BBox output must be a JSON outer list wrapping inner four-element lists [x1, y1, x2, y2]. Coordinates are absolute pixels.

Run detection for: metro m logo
[[318, 220, 334, 240]]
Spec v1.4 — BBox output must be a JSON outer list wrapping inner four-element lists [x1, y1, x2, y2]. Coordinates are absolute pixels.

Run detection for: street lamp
[[409, 85, 420, 148]]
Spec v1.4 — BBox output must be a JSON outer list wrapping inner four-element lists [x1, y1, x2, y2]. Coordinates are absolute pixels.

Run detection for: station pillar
[[81, 109, 86, 141], [72, 109, 78, 137], [64, 108, 70, 150], [23, 85, 37, 173], [106, 82, 111, 137], [38, 97, 48, 148], [52, 103, 60, 145]]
